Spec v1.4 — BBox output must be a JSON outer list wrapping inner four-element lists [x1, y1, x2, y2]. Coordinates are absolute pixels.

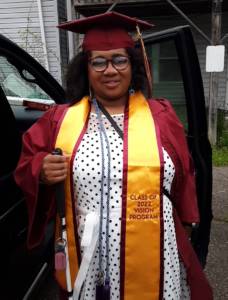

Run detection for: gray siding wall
[[147, 12, 228, 111], [0, 0, 62, 83]]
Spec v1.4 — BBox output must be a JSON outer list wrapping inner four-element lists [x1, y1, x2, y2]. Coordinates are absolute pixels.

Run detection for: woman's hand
[[40, 153, 70, 185]]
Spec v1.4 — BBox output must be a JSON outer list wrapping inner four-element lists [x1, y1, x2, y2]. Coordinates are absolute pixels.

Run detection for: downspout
[[67, 0, 74, 60], [37, 0, 50, 71], [222, 36, 228, 111], [225, 49, 228, 111]]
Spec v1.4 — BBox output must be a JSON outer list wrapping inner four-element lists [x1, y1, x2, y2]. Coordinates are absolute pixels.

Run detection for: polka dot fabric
[[73, 112, 190, 300]]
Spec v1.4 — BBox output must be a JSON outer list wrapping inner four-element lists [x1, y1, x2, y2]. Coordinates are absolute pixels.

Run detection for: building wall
[[147, 12, 228, 111], [0, 0, 62, 83]]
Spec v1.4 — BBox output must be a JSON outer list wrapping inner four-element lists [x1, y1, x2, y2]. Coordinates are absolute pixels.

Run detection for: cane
[[52, 148, 73, 300]]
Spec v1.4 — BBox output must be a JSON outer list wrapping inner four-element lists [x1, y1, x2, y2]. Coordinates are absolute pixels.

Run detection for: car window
[[0, 56, 52, 105], [146, 40, 188, 129]]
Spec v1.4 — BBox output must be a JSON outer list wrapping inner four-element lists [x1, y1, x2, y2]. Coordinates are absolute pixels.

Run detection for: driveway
[[205, 167, 228, 300]]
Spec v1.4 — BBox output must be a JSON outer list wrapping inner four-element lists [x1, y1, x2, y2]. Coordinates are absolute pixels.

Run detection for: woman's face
[[88, 48, 132, 103]]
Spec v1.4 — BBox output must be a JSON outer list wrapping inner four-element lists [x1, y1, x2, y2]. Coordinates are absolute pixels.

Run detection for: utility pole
[[208, 0, 223, 145]]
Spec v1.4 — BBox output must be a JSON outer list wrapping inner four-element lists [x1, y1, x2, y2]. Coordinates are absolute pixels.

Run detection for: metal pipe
[[37, 0, 50, 71], [208, 0, 223, 145], [221, 33, 228, 42], [166, 0, 211, 44], [106, 0, 119, 12]]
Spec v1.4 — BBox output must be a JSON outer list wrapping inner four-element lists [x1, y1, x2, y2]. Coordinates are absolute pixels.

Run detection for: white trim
[[67, 0, 75, 60], [54, 0, 62, 84], [225, 51, 228, 110], [37, 0, 49, 71]]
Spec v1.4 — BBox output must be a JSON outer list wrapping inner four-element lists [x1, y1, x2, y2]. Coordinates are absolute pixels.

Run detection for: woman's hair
[[65, 47, 147, 103]]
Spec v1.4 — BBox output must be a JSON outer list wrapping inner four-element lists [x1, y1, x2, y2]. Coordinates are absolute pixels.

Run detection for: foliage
[[217, 109, 228, 147], [213, 110, 228, 165], [17, 0, 60, 69], [212, 146, 228, 166], [19, 27, 44, 66]]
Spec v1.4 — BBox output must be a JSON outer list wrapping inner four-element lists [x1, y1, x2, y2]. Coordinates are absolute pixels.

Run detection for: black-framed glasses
[[89, 55, 130, 72]]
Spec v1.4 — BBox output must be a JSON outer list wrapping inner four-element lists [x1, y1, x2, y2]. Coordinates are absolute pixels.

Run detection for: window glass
[[0, 56, 52, 104], [147, 40, 188, 129]]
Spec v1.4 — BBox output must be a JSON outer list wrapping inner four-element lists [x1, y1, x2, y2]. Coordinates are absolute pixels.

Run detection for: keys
[[96, 278, 110, 300], [55, 239, 66, 270]]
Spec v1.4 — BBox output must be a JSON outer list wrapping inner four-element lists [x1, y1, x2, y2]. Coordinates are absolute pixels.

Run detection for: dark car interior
[[0, 85, 56, 300]]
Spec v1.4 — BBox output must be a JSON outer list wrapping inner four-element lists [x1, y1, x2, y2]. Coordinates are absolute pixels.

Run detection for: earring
[[129, 87, 135, 95], [89, 87, 94, 100]]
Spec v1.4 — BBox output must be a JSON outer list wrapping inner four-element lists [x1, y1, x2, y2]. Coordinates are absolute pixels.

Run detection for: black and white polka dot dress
[[73, 112, 190, 300]]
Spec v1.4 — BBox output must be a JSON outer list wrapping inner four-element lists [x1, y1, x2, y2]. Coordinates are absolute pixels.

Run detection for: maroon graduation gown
[[14, 98, 213, 299]]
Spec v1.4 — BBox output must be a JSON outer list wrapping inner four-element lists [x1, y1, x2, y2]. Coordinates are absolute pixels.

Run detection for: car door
[[143, 25, 212, 267], [0, 34, 66, 300]]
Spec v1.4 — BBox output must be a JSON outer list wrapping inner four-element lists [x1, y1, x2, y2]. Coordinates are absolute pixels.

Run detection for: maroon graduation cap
[[57, 11, 154, 51]]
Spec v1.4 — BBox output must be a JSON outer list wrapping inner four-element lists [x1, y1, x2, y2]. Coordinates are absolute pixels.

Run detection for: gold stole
[[55, 92, 162, 299]]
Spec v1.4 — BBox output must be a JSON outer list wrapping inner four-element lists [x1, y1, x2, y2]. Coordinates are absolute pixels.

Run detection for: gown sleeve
[[152, 99, 200, 224], [14, 105, 59, 249]]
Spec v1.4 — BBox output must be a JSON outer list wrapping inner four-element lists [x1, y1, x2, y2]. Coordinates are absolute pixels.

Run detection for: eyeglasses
[[89, 55, 130, 72]]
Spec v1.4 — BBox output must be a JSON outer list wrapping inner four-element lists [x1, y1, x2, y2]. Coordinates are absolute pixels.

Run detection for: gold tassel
[[136, 25, 153, 98]]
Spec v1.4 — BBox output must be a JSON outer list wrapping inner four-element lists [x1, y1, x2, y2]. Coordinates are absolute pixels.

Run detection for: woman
[[14, 11, 213, 300]]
